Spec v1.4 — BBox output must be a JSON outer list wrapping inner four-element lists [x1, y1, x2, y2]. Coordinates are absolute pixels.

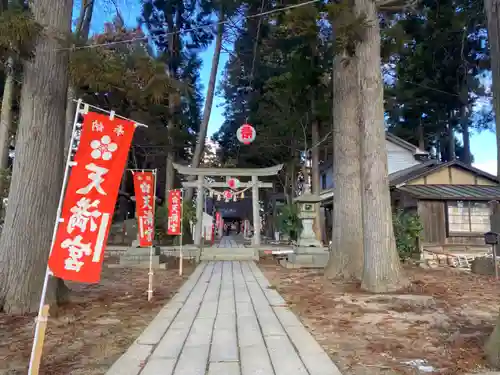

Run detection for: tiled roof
[[388, 160, 439, 186], [397, 184, 500, 201], [390, 160, 499, 187]]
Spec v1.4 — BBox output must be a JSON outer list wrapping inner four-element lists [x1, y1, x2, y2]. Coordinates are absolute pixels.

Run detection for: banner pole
[[147, 169, 157, 302], [179, 189, 184, 276], [28, 99, 85, 375]]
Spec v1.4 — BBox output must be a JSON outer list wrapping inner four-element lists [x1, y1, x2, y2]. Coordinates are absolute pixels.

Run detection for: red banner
[[167, 190, 182, 235], [48, 111, 135, 283], [133, 171, 155, 247]]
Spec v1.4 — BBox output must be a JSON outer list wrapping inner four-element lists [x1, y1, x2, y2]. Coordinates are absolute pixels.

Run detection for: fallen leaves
[[0, 257, 195, 375], [260, 262, 500, 375]]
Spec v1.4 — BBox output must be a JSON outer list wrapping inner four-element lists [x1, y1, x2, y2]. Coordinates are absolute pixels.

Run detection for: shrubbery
[[392, 209, 423, 261]]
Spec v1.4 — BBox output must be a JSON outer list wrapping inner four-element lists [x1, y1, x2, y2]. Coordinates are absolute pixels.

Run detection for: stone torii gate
[[173, 163, 283, 246]]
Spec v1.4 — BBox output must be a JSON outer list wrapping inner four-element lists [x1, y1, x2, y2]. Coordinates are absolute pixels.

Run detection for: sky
[[86, 0, 498, 176]]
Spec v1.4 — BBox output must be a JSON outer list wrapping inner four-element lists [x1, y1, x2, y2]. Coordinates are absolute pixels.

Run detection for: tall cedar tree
[[0, 1, 41, 202], [70, 17, 200, 203], [0, 0, 73, 314], [384, 0, 490, 161], [324, 0, 365, 280], [141, 0, 213, 197], [214, 2, 333, 204], [355, 0, 410, 292], [184, 0, 242, 202]]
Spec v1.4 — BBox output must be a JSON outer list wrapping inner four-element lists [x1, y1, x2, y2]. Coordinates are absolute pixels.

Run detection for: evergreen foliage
[[383, 0, 491, 161]]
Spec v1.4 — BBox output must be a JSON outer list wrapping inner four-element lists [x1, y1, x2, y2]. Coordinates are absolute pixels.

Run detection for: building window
[[447, 201, 490, 234]]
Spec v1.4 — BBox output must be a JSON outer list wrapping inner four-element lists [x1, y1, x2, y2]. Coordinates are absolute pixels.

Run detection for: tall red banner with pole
[[132, 171, 155, 247], [167, 189, 182, 236], [48, 111, 135, 284], [167, 189, 184, 276], [28, 101, 143, 375]]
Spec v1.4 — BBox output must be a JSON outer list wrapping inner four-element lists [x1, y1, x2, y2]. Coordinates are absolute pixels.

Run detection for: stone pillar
[[194, 175, 204, 246], [252, 175, 260, 246]]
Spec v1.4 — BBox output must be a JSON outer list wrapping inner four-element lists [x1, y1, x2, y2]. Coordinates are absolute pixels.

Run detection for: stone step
[[200, 253, 256, 259], [162, 249, 200, 258], [119, 255, 165, 266], [123, 247, 161, 256], [201, 248, 255, 254], [201, 250, 256, 255], [203, 246, 248, 250], [201, 249, 255, 253], [108, 263, 167, 269], [200, 254, 257, 261]]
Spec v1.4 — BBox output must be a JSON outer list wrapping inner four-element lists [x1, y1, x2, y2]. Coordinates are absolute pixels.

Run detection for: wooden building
[[390, 159, 500, 253], [321, 159, 500, 256]]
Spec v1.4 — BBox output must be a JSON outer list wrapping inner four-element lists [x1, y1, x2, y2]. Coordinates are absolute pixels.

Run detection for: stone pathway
[[215, 235, 245, 248], [106, 261, 342, 375]]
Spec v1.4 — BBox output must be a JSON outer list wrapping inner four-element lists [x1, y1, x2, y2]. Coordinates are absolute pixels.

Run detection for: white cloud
[[473, 160, 497, 176]]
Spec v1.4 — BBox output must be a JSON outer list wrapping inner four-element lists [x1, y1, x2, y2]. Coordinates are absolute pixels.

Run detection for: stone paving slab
[[105, 260, 343, 375], [215, 235, 245, 248]]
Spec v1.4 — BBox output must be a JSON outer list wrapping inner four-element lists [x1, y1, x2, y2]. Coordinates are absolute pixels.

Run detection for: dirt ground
[[259, 258, 500, 375], [0, 257, 195, 375]]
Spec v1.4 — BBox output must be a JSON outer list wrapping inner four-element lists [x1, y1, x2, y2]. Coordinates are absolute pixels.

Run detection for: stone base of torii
[[173, 163, 283, 247]]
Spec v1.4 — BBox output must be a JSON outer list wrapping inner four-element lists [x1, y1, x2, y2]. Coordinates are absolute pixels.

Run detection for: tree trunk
[[311, 108, 323, 242], [291, 156, 297, 196], [301, 162, 308, 194], [64, 85, 76, 157], [184, 12, 224, 202], [459, 84, 472, 164], [164, 90, 176, 195], [0, 0, 73, 314], [284, 162, 291, 204], [116, 156, 129, 221], [165, 151, 175, 196], [486, 203, 500, 366], [436, 138, 442, 161], [355, 0, 409, 292], [484, 0, 500, 176], [64, 0, 94, 159], [448, 120, 455, 161], [324, 54, 364, 280], [461, 108, 472, 164], [164, 8, 179, 199], [486, 309, 500, 368], [0, 56, 15, 196], [417, 118, 425, 150]]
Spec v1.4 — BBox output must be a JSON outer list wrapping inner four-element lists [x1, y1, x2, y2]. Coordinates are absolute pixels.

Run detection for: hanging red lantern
[[227, 177, 240, 190], [236, 123, 256, 145]]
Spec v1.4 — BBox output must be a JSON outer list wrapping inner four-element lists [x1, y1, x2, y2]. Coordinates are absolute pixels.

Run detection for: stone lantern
[[293, 188, 323, 248], [281, 186, 329, 268]]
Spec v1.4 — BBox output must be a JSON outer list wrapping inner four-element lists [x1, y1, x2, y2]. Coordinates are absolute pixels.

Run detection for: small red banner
[[48, 111, 135, 283], [133, 171, 155, 247], [167, 189, 182, 236]]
